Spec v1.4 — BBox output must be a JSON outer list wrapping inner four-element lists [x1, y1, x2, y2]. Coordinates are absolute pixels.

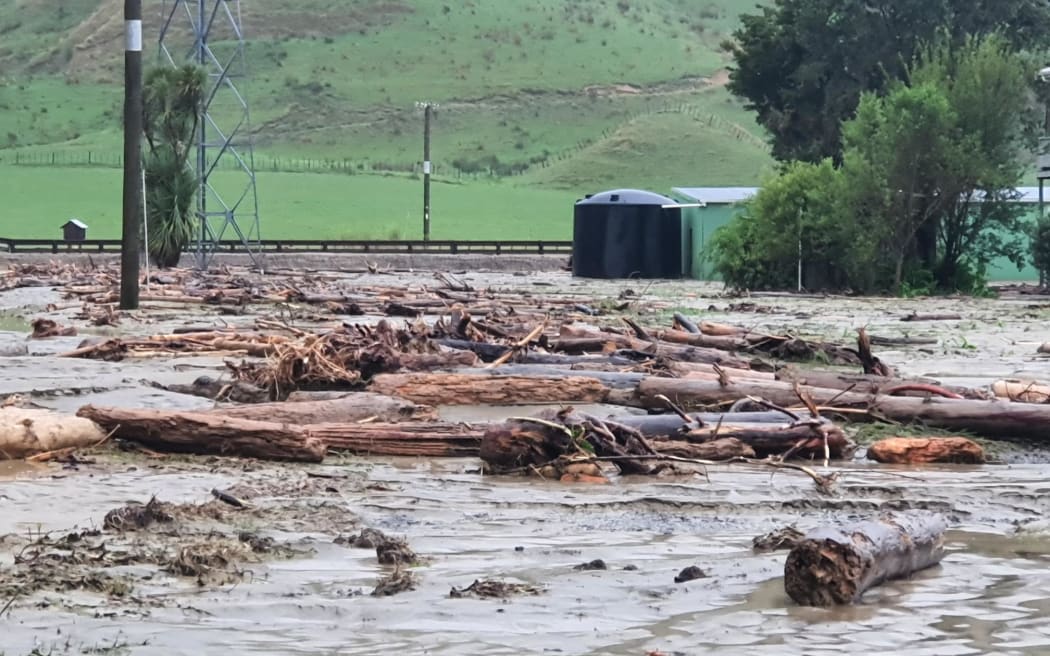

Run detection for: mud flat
[[2, 266, 1050, 654]]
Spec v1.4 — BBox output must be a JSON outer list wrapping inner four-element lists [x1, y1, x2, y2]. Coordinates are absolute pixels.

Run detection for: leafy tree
[[711, 34, 1036, 294], [707, 159, 848, 291], [142, 65, 206, 268], [725, 0, 1050, 163]]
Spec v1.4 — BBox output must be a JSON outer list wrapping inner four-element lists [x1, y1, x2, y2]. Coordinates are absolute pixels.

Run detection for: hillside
[[0, 0, 772, 238]]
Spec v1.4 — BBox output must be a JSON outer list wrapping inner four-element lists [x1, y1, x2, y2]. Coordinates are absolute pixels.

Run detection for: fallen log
[[681, 422, 849, 459], [784, 512, 948, 606], [901, 312, 961, 322], [775, 369, 982, 399], [213, 394, 439, 424], [453, 366, 646, 389], [992, 379, 1050, 404], [672, 312, 700, 334], [867, 437, 985, 464], [283, 391, 438, 421], [76, 406, 326, 462], [650, 437, 754, 460], [610, 411, 830, 435], [308, 422, 482, 457], [0, 407, 107, 459], [369, 373, 609, 406], [627, 377, 1050, 440]]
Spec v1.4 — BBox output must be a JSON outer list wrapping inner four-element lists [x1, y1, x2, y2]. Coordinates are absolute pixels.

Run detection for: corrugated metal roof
[[672, 187, 758, 204]]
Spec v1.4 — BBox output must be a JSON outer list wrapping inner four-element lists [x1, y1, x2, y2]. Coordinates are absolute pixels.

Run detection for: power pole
[[416, 101, 437, 241], [422, 102, 432, 242], [120, 0, 143, 310]]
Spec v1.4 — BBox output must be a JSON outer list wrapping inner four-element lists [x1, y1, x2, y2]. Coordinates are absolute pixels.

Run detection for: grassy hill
[[0, 0, 772, 239]]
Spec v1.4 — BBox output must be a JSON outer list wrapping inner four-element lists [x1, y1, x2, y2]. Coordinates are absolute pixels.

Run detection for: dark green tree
[[725, 0, 1050, 163], [142, 65, 206, 268]]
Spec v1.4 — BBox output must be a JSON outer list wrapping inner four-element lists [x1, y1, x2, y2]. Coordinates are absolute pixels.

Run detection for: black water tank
[[572, 189, 684, 279]]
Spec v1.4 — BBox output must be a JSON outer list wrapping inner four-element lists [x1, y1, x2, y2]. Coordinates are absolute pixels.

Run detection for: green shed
[[672, 186, 1042, 283]]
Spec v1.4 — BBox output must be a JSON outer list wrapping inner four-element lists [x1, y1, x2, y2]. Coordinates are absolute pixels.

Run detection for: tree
[[707, 159, 849, 291], [142, 65, 206, 268], [725, 0, 1050, 163], [838, 83, 958, 288], [711, 34, 1036, 294], [910, 35, 1034, 289]]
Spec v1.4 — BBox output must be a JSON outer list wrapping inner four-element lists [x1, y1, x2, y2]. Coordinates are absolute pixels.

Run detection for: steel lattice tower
[[157, 0, 262, 270]]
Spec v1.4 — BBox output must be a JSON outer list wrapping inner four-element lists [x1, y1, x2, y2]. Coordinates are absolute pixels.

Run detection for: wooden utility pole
[[120, 0, 143, 309], [422, 102, 432, 242]]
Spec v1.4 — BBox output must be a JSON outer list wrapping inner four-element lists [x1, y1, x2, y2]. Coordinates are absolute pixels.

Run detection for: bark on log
[[76, 406, 327, 462], [308, 422, 482, 457], [283, 391, 438, 421], [992, 379, 1050, 403], [632, 377, 1050, 440], [867, 437, 985, 464], [776, 369, 981, 399], [784, 512, 947, 606], [0, 408, 107, 459], [650, 437, 754, 460], [682, 422, 849, 459], [212, 395, 439, 424], [369, 373, 609, 406], [454, 366, 646, 389], [609, 411, 827, 435]]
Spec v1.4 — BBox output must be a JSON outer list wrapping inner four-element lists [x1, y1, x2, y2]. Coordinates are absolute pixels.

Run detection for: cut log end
[[784, 538, 865, 606]]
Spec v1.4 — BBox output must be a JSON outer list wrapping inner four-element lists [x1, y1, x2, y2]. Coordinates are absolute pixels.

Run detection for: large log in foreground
[[0, 407, 107, 459], [784, 512, 948, 606], [77, 405, 327, 462]]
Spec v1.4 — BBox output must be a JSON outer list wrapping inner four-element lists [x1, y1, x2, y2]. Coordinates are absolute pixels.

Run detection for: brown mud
[[2, 269, 1050, 654]]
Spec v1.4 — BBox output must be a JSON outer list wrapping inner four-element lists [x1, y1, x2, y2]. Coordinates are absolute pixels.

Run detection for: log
[[369, 373, 609, 406], [609, 411, 828, 435], [76, 406, 326, 462], [682, 422, 849, 459], [631, 377, 1050, 441], [672, 312, 700, 334], [784, 511, 947, 606], [775, 369, 980, 399], [992, 379, 1050, 404], [0, 408, 107, 459], [650, 437, 754, 460], [454, 366, 646, 389], [308, 422, 482, 457], [436, 338, 639, 367], [900, 312, 962, 322], [283, 391, 438, 421], [213, 394, 439, 424], [867, 437, 985, 464], [557, 325, 751, 356]]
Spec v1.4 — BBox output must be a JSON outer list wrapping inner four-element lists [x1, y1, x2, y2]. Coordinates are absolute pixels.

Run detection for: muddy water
[[2, 458, 1050, 655], [3, 272, 1050, 653]]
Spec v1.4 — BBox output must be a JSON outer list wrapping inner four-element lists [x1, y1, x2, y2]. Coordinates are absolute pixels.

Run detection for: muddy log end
[[480, 420, 572, 473], [867, 437, 985, 464], [784, 511, 948, 606]]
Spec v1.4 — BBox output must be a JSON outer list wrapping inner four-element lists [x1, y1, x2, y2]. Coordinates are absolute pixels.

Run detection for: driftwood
[[992, 379, 1050, 403], [211, 395, 439, 424], [282, 391, 438, 421], [480, 409, 656, 477], [901, 313, 962, 322], [76, 405, 481, 459], [30, 318, 77, 339], [867, 437, 985, 464], [649, 437, 754, 460], [76, 405, 327, 462], [369, 373, 609, 406], [775, 369, 982, 400], [784, 512, 947, 606], [681, 422, 849, 459], [627, 377, 1050, 440], [0, 408, 107, 459]]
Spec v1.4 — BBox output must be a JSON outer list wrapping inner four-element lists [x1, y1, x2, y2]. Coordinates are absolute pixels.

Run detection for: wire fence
[[0, 102, 768, 179]]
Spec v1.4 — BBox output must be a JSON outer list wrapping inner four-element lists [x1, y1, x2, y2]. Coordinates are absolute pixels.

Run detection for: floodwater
[[3, 269, 1050, 655]]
